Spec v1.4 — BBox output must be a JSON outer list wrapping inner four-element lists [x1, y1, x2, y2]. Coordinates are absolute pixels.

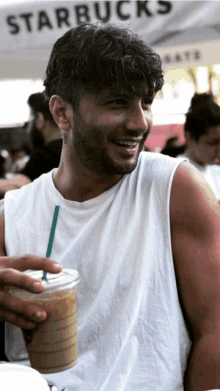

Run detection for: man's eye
[[108, 99, 127, 107]]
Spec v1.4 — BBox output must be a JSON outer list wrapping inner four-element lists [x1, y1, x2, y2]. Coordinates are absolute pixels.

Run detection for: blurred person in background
[[176, 93, 220, 202], [0, 92, 62, 196], [9, 144, 31, 174], [0, 150, 13, 200], [0, 150, 12, 179], [161, 135, 186, 157]]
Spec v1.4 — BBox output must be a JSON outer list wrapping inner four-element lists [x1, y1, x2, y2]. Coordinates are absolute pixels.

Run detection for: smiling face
[[186, 125, 220, 166], [68, 88, 152, 177]]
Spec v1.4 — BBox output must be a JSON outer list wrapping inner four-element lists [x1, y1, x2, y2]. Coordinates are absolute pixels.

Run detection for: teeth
[[114, 141, 137, 147]]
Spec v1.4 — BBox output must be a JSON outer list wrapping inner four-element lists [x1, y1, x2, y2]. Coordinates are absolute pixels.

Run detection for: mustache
[[109, 128, 150, 140]]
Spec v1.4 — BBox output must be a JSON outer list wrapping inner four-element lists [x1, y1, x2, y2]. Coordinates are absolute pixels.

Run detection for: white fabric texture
[[176, 154, 220, 200], [4, 152, 191, 391]]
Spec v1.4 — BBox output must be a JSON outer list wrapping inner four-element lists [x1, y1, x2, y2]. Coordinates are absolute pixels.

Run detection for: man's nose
[[125, 104, 151, 133]]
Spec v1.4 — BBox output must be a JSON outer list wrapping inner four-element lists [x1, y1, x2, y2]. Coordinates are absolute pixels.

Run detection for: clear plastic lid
[[9, 269, 80, 300]]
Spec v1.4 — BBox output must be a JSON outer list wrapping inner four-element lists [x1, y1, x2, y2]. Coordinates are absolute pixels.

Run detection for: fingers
[[0, 254, 63, 329], [0, 255, 62, 294], [0, 268, 45, 292], [0, 291, 47, 329], [0, 254, 62, 274]]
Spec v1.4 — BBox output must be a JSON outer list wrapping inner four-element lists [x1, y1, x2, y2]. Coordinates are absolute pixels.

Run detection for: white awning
[[0, 0, 220, 78]]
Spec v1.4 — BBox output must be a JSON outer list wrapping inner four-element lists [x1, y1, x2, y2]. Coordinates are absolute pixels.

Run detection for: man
[[0, 92, 62, 194], [176, 92, 220, 203], [0, 23, 220, 390]]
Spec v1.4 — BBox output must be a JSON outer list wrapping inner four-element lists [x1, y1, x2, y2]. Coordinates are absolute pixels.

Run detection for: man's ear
[[49, 95, 73, 131]]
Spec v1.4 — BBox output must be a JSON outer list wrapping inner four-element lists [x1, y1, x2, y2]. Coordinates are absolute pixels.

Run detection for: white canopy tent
[[1, 0, 220, 79], [1, 0, 220, 128]]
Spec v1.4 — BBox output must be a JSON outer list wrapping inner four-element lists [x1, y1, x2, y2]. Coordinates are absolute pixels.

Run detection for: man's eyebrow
[[96, 91, 129, 101], [97, 90, 154, 101]]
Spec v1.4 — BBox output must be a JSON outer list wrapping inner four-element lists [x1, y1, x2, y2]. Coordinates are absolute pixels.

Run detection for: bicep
[[171, 162, 220, 339]]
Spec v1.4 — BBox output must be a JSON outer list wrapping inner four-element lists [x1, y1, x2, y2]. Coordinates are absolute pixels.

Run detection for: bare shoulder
[[170, 160, 220, 230], [0, 200, 6, 256], [170, 161, 220, 338]]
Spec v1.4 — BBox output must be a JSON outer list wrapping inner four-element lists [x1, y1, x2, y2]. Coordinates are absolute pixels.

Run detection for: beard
[[72, 126, 148, 177]]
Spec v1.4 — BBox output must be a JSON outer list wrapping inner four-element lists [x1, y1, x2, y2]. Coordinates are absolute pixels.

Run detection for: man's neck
[[53, 156, 123, 202]]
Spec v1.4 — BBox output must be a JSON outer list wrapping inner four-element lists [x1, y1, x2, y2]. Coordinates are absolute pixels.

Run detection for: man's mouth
[[113, 141, 138, 148], [112, 140, 140, 149]]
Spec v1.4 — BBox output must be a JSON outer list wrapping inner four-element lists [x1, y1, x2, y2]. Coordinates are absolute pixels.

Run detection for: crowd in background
[[0, 91, 220, 200], [0, 143, 32, 180], [0, 92, 62, 199]]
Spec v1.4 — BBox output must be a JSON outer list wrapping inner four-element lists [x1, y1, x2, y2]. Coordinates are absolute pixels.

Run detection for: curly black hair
[[185, 93, 220, 141], [44, 23, 164, 109]]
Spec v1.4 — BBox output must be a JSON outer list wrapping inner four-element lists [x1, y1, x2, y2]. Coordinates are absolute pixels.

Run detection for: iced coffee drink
[[10, 269, 80, 374]]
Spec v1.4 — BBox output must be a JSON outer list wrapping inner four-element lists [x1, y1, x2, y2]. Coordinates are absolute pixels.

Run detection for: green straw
[[42, 206, 60, 281]]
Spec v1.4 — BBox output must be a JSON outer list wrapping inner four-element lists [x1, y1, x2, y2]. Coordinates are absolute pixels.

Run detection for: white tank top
[[4, 152, 191, 391]]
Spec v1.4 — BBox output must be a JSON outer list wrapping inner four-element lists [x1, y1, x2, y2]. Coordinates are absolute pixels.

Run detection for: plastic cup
[[9, 269, 80, 374], [0, 363, 50, 390]]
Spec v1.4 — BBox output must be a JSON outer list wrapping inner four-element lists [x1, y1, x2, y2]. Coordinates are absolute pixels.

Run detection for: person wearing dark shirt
[[161, 136, 186, 158], [20, 138, 62, 182], [0, 92, 62, 194]]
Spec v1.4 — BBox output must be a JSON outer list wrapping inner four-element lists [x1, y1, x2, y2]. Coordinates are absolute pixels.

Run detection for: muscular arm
[[171, 161, 220, 391]]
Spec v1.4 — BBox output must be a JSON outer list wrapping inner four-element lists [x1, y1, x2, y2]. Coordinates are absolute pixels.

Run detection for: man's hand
[[0, 255, 62, 329]]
